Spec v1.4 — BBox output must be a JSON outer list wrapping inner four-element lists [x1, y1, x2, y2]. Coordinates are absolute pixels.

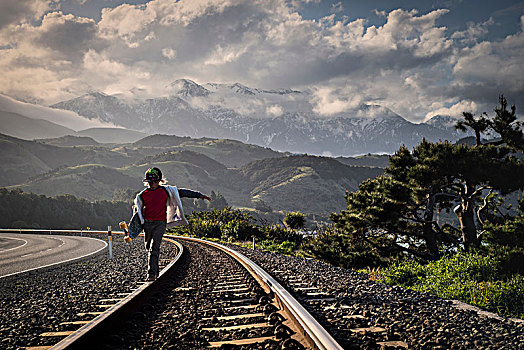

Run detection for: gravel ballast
[[0, 233, 177, 350], [98, 238, 279, 349], [2, 233, 523, 349], [225, 243, 524, 349]]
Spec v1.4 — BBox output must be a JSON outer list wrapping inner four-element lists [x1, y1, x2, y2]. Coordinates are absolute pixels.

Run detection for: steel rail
[[176, 236, 344, 350], [50, 237, 183, 349]]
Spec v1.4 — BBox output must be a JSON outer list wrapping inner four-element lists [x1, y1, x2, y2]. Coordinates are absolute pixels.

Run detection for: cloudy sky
[[1, 0, 523, 122]]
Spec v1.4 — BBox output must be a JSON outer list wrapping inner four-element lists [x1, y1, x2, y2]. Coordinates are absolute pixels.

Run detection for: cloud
[[0, 93, 116, 130], [312, 86, 363, 116], [331, 2, 343, 14], [0, 10, 105, 104], [451, 18, 494, 43], [33, 12, 101, 62], [0, 0, 51, 31], [266, 104, 283, 116], [0, 0, 522, 122], [448, 14, 524, 109], [425, 100, 480, 120], [161, 47, 177, 60], [98, 2, 157, 46]]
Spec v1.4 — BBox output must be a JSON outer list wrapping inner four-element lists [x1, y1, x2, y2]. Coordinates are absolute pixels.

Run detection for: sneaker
[[146, 275, 156, 282]]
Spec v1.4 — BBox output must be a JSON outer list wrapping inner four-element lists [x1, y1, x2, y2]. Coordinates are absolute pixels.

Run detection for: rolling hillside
[[0, 134, 134, 186], [0, 133, 282, 185], [35, 135, 101, 147], [235, 155, 384, 213], [76, 128, 148, 144], [336, 154, 390, 168], [133, 135, 284, 168], [17, 165, 138, 201], [3, 133, 385, 217]]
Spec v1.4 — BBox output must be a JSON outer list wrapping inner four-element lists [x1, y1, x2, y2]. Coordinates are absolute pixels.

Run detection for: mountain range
[[49, 79, 470, 156]]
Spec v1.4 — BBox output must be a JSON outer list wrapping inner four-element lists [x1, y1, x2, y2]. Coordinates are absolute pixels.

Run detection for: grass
[[377, 252, 524, 319]]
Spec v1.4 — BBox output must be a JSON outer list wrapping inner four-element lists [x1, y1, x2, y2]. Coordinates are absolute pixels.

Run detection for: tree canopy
[[331, 96, 524, 262]]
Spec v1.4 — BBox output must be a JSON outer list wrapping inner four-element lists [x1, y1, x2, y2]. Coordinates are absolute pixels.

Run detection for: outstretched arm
[[178, 188, 211, 201]]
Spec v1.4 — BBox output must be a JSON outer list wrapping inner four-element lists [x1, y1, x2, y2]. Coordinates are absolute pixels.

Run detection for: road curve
[[0, 233, 107, 278]]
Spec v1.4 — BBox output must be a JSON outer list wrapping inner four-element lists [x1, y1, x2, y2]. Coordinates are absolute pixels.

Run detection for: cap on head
[[144, 167, 162, 182]]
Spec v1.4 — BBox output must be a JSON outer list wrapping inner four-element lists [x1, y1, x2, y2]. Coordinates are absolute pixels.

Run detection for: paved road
[[0, 233, 107, 278]]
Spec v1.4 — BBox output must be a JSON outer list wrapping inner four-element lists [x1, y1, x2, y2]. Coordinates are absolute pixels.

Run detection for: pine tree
[[332, 99, 524, 259]]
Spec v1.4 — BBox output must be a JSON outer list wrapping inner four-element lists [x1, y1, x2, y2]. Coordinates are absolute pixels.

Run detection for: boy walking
[[134, 167, 210, 281]]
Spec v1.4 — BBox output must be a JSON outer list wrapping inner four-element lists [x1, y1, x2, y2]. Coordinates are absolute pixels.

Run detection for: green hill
[[133, 135, 284, 167], [15, 164, 138, 201], [335, 154, 390, 168], [0, 134, 135, 186], [36, 135, 100, 147], [236, 155, 384, 214], [0, 135, 53, 187], [0, 133, 283, 186], [133, 134, 193, 147], [173, 138, 284, 168], [134, 150, 228, 173], [2, 133, 384, 217]]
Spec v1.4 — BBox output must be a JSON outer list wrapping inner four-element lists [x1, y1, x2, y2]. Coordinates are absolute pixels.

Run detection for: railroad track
[[34, 237, 343, 349], [4, 231, 521, 349], [269, 268, 409, 349], [18, 233, 181, 350]]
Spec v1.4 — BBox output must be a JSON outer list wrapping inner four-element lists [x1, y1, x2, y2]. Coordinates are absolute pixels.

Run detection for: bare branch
[[476, 189, 493, 226], [470, 185, 493, 199], [440, 183, 464, 193]]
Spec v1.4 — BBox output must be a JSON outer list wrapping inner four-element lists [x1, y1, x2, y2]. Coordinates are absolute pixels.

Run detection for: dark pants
[[143, 220, 166, 278]]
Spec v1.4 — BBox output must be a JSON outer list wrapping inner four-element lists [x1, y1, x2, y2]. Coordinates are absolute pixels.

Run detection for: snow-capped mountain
[[425, 114, 469, 139], [50, 79, 467, 156]]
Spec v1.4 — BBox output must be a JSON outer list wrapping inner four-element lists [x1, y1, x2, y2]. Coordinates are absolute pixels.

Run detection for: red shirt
[[141, 187, 168, 221]]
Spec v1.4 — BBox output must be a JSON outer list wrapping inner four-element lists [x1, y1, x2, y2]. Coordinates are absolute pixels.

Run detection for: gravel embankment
[[2, 235, 523, 349], [227, 244, 524, 350], [0, 233, 177, 350]]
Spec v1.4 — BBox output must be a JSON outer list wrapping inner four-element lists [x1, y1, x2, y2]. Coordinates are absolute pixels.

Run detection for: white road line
[[13, 237, 65, 256], [56, 238, 65, 248], [0, 237, 108, 279], [47, 236, 66, 248], [0, 237, 28, 253]]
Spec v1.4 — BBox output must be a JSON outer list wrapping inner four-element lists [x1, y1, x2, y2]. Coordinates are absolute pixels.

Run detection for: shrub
[[301, 225, 390, 269], [482, 245, 524, 276], [171, 207, 261, 241], [258, 240, 298, 255], [283, 211, 305, 229], [379, 252, 524, 319], [263, 224, 303, 244], [484, 214, 524, 249]]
